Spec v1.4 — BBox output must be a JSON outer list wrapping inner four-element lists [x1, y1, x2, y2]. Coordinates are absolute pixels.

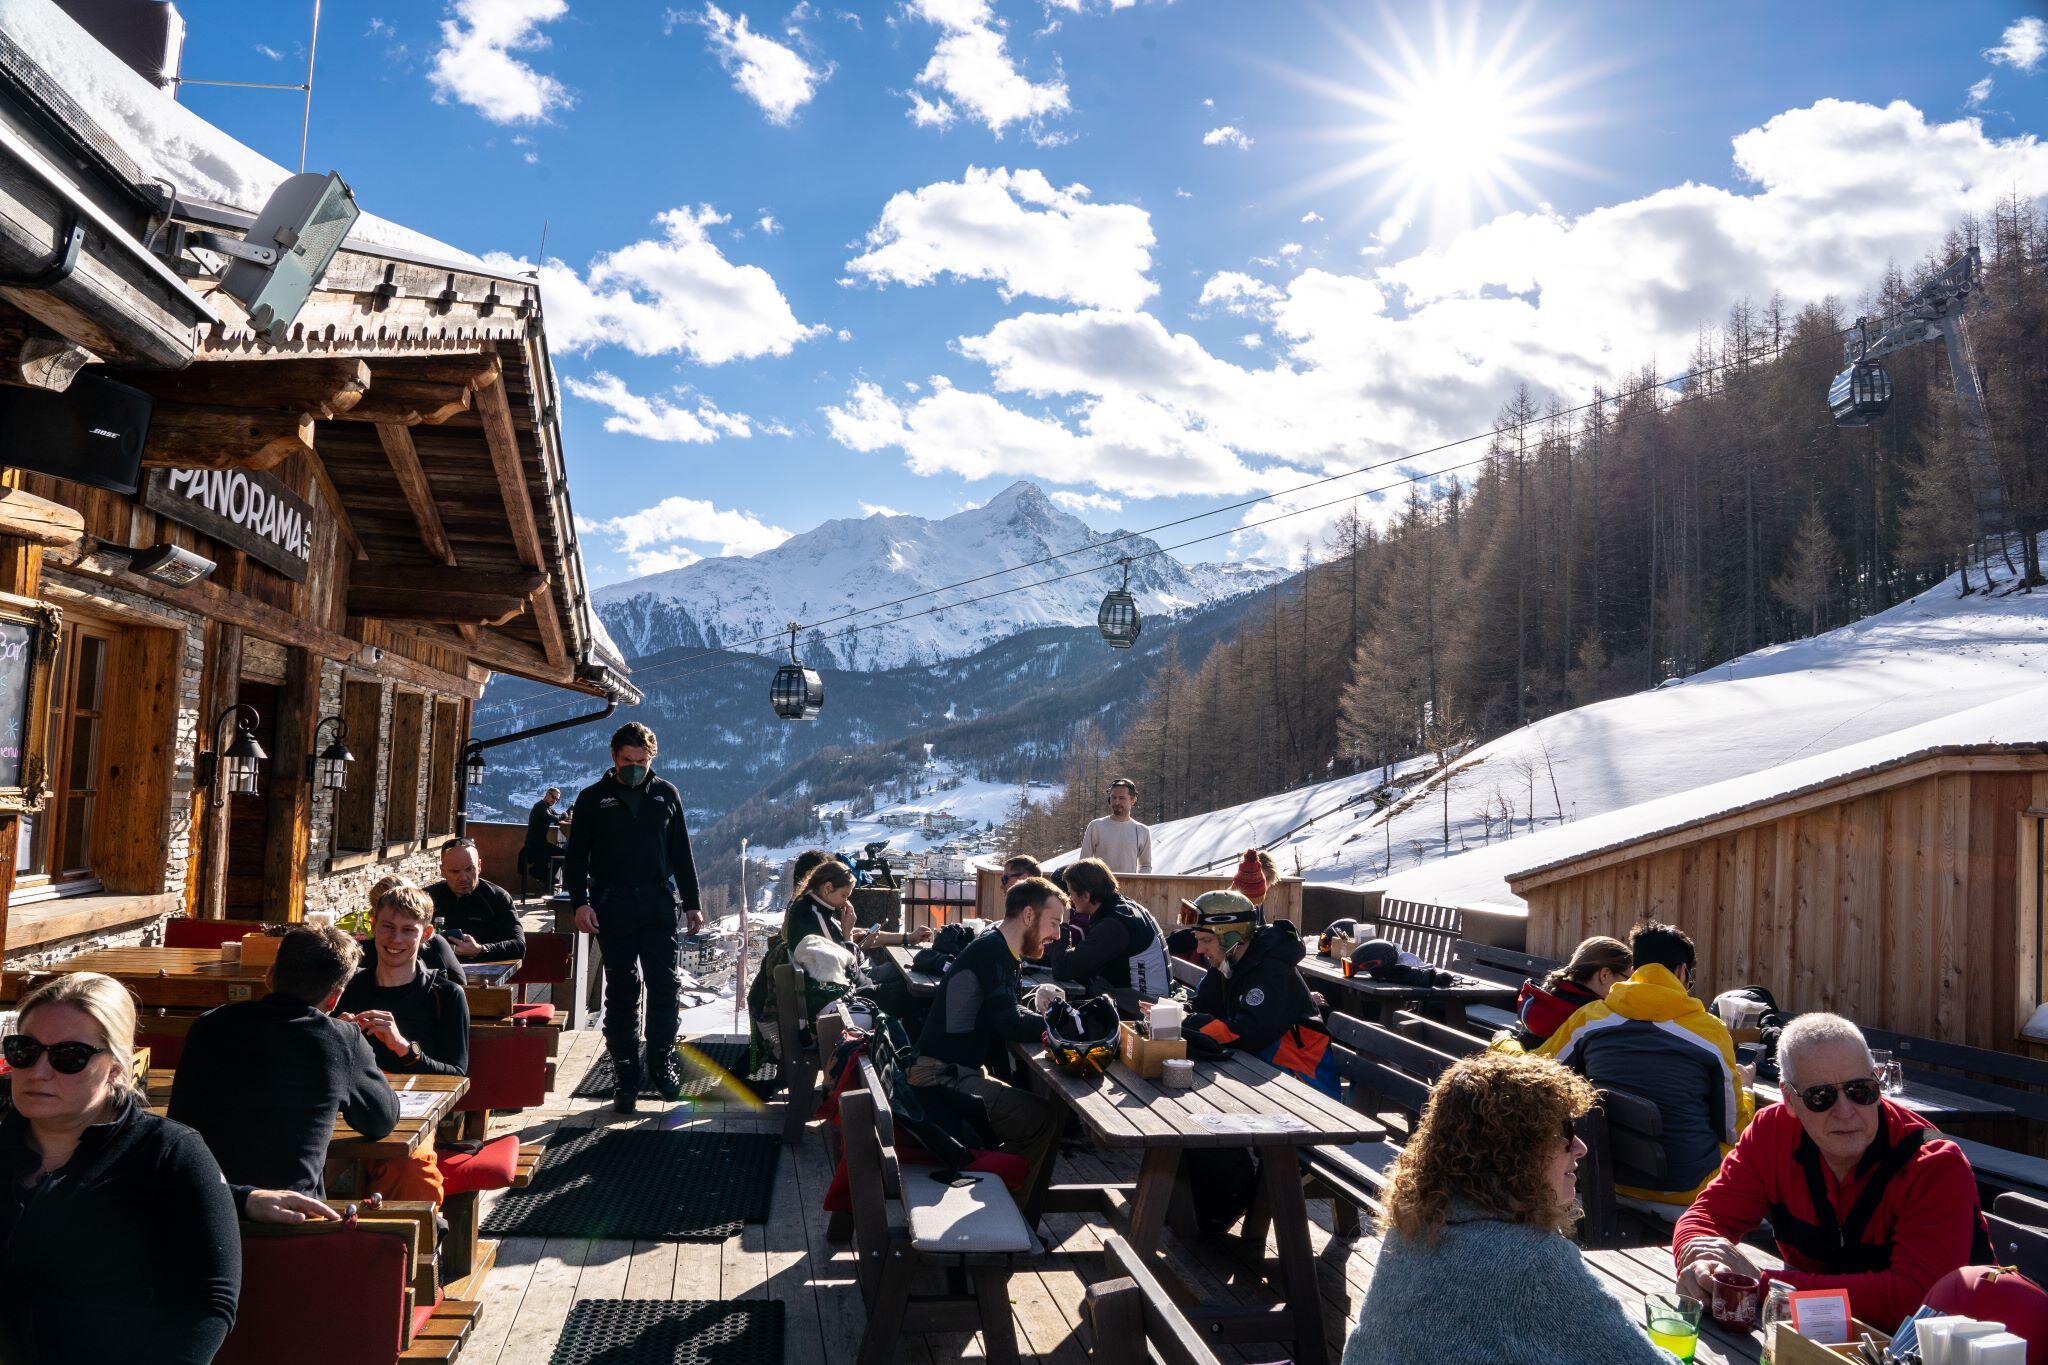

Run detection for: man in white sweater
[[1079, 778, 1153, 875]]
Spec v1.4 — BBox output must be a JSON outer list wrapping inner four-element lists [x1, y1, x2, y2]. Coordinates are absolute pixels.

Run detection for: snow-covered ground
[[1121, 547, 2048, 913]]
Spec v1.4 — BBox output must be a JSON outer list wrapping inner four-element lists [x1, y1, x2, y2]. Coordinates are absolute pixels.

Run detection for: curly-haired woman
[[1341, 1052, 1679, 1365]]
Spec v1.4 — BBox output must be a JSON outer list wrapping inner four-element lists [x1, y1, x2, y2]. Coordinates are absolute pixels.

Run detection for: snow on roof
[[1378, 682, 2048, 914], [0, 0, 490, 270]]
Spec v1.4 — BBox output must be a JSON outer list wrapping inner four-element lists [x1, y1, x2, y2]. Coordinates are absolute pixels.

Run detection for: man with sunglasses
[[1673, 1013, 1989, 1331]]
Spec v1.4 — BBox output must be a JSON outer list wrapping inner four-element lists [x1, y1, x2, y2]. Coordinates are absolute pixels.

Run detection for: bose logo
[[87, 428, 119, 439]]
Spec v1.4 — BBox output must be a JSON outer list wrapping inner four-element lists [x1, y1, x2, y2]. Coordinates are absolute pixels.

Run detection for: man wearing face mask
[[564, 722, 702, 1112]]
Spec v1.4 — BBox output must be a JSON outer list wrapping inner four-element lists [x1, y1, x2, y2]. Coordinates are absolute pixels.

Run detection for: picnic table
[[143, 1066, 468, 1167], [1582, 1244, 1784, 1364], [1013, 1040, 1384, 1365], [4, 945, 519, 1018], [1298, 952, 1520, 1029], [1754, 1074, 2014, 1125]]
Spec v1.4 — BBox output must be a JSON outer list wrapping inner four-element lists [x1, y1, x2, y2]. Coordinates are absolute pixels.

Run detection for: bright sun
[[1295, 3, 1589, 245]]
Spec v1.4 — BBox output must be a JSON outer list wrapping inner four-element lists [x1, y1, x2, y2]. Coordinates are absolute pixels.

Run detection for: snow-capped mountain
[[594, 481, 1283, 669]]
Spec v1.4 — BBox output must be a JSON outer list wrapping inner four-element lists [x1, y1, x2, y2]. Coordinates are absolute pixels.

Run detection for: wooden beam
[[0, 308, 98, 390], [330, 380, 472, 427], [475, 376, 543, 572], [346, 588, 532, 627], [262, 647, 320, 923], [195, 620, 242, 921], [374, 424, 456, 566], [301, 453, 367, 564], [0, 488, 82, 548], [530, 582, 568, 667], [351, 564, 544, 598], [142, 404, 315, 472], [368, 352, 501, 390], [450, 625, 550, 674], [119, 358, 371, 420]]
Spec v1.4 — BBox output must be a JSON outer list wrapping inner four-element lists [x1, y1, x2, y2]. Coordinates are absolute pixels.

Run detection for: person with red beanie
[[1673, 1013, 1989, 1330]]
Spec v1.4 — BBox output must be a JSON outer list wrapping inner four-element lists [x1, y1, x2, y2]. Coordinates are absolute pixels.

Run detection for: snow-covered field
[[750, 757, 1058, 879], [1125, 548, 2048, 913]]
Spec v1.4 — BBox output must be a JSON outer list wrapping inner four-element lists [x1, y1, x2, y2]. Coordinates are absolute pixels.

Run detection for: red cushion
[[508, 1002, 557, 1025], [822, 1145, 1029, 1213], [437, 1134, 520, 1196], [458, 1030, 551, 1111], [410, 1299, 441, 1337], [164, 918, 269, 950], [215, 1225, 409, 1365], [508, 932, 573, 986], [137, 1030, 185, 1068]]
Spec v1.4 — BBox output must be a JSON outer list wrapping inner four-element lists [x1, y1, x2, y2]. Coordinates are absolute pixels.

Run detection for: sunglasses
[[1562, 1116, 1579, 1149], [1796, 1078, 1881, 1113], [2, 1036, 110, 1075]]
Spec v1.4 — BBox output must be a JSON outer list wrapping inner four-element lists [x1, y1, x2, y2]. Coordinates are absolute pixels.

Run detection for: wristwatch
[[406, 1041, 423, 1065]]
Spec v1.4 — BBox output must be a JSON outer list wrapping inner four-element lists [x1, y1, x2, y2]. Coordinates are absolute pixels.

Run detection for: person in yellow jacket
[[1537, 921, 1753, 1206]]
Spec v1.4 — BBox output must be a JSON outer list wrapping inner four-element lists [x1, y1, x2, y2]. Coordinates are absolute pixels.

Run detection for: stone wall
[[6, 915, 166, 970]]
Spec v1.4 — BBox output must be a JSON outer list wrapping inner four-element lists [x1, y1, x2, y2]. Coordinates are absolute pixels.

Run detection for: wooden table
[[874, 943, 1062, 1001], [1014, 1042, 1384, 1365], [1582, 1244, 1781, 1364], [6, 945, 517, 1018], [144, 1067, 468, 1167], [1299, 953, 1520, 1028], [1754, 1075, 2014, 1125]]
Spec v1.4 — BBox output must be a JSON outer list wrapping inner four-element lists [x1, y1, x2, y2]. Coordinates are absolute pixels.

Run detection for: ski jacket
[[1515, 976, 1601, 1047], [1045, 893, 1172, 999]]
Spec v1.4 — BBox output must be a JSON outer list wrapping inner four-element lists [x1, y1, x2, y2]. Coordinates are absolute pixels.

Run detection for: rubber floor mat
[[546, 1299, 784, 1365], [572, 1038, 779, 1101], [480, 1129, 779, 1239]]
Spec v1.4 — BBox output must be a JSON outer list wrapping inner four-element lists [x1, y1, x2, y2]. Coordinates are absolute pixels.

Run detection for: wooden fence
[[973, 868, 1302, 931]]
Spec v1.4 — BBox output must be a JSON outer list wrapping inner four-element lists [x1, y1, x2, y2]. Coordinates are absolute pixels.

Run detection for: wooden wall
[[1523, 765, 2048, 1054]]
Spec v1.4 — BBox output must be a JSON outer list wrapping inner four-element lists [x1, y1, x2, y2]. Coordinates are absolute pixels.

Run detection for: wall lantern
[[770, 622, 824, 720], [197, 703, 266, 809], [1097, 558, 1142, 649], [305, 715, 353, 791], [464, 745, 487, 789]]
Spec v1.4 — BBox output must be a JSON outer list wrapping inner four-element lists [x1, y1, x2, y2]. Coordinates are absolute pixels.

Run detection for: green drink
[[1643, 1293, 1703, 1361]]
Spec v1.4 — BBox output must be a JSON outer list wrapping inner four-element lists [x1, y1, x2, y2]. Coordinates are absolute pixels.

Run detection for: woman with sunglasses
[[1342, 1051, 1679, 1364], [1674, 1012, 1990, 1331], [0, 973, 240, 1364]]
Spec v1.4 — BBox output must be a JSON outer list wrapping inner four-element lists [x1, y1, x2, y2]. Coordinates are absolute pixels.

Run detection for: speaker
[[0, 373, 152, 494]]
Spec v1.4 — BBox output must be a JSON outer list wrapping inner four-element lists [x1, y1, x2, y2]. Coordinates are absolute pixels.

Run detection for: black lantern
[[305, 715, 354, 790], [771, 622, 824, 720], [1097, 558, 1141, 649], [197, 703, 266, 809], [465, 746, 487, 789], [1828, 359, 1892, 428]]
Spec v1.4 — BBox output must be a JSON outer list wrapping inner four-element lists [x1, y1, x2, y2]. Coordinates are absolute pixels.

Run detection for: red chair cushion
[[508, 1002, 557, 1025], [458, 1030, 551, 1111], [437, 1134, 520, 1196], [164, 918, 269, 950], [508, 932, 572, 986], [214, 1224, 409, 1365], [137, 1030, 185, 1068], [822, 1144, 1029, 1213]]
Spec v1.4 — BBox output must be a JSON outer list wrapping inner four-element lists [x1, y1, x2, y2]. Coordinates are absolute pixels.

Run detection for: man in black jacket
[[1044, 857, 1171, 1011], [523, 786, 563, 891], [1182, 891, 1324, 1233], [427, 837, 526, 962], [171, 925, 399, 1209], [564, 721, 701, 1110], [906, 876, 1067, 1192]]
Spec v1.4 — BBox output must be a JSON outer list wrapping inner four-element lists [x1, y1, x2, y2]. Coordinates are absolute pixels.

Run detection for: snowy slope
[[749, 758, 1056, 871], [1119, 549, 2048, 911], [595, 481, 1282, 670]]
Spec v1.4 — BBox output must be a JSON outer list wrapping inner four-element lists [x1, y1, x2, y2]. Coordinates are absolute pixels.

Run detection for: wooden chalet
[[0, 2, 634, 964], [1508, 687, 2048, 1054]]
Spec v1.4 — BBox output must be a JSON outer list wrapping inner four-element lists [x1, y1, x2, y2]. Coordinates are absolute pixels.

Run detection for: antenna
[[170, 0, 324, 172]]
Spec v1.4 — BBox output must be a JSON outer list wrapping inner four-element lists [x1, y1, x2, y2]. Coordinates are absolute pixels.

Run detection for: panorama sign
[[143, 467, 315, 582]]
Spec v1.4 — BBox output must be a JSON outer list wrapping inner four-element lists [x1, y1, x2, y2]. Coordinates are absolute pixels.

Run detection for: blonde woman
[[1341, 1052, 1678, 1365], [0, 973, 239, 1364]]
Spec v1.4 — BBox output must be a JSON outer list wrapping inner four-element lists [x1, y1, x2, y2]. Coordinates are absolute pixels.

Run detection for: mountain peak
[[982, 480, 1050, 511]]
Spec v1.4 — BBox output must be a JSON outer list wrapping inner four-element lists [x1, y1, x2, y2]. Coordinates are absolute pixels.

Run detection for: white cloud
[[1201, 97, 1213, 108], [566, 372, 752, 444], [1986, 16, 2047, 71], [755, 213, 780, 234], [1239, 332, 1263, 349], [1300, 211, 1322, 223], [858, 501, 904, 517], [844, 167, 1156, 309], [484, 205, 824, 364], [255, 43, 284, 61], [429, 0, 572, 124], [693, 2, 830, 124], [594, 495, 792, 574], [904, 0, 1068, 137], [1203, 125, 1252, 149], [1280, 242, 1303, 257], [1050, 490, 1123, 515], [831, 98, 2048, 562]]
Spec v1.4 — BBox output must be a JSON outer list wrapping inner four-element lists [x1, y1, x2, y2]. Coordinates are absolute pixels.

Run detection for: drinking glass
[[1643, 1293, 1702, 1362], [1870, 1049, 1904, 1095]]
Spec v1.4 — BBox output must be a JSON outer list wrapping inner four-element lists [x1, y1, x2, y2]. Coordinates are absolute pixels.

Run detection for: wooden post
[[194, 621, 243, 920], [262, 647, 319, 922], [0, 471, 47, 956]]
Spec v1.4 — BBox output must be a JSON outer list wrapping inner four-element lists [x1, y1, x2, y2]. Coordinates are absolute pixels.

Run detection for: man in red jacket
[[1673, 1013, 1989, 1330]]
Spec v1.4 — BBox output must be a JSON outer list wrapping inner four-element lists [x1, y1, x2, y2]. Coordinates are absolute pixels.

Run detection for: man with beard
[[906, 875, 1068, 1191]]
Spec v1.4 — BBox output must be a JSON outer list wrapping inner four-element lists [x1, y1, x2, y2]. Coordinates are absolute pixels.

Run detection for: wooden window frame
[[333, 679, 383, 854], [384, 690, 426, 848], [426, 699, 461, 837], [15, 615, 110, 900]]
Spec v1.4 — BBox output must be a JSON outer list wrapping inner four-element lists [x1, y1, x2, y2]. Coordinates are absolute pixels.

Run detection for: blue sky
[[166, 0, 2048, 585]]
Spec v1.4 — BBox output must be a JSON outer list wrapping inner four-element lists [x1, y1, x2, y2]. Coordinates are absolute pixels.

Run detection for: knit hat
[[1230, 849, 1268, 905], [1185, 890, 1260, 955]]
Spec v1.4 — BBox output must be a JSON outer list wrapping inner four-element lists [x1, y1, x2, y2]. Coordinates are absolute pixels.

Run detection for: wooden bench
[[1390, 1009, 1489, 1059], [1081, 1234, 1226, 1364], [1989, 1193, 2048, 1283], [1576, 1083, 1677, 1248], [840, 1056, 1039, 1365], [1838, 1025, 2048, 1200], [772, 962, 819, 1146], [1296, 1012, 1460, 1234], [1448, 940, 1557, 1034]]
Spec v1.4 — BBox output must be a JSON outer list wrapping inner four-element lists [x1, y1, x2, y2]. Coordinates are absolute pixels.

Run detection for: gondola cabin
[[1829, 360, 1893, 427]]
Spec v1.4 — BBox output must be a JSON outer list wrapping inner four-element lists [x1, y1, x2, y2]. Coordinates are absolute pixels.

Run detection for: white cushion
[[899, 1166, 1038, 1255]]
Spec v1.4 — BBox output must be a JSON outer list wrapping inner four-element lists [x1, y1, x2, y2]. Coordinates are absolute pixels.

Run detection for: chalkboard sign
[[0, 594, 60, 815]]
